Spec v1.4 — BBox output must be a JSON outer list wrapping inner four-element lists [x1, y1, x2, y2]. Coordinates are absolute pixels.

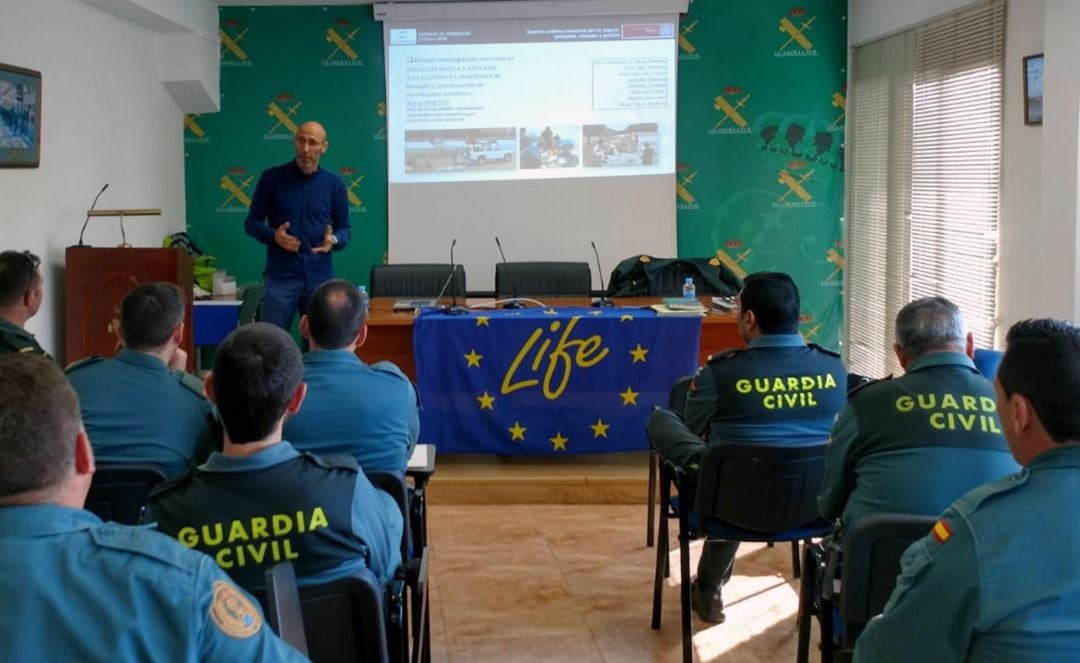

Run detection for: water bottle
[[682, 277, 696, 299], [358, 284, 368, 310]]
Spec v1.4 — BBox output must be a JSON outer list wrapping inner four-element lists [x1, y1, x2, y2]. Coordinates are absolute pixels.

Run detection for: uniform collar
[[906, 351, 977, 373], [304, 349, 363, 366], [748, 333, 806, 348], [0, 316, 33, 340], [114, 348, 169, 372], [199, 440, 301, 473], [0, 504, 101, 537], [1027, 443, 1080, 470]]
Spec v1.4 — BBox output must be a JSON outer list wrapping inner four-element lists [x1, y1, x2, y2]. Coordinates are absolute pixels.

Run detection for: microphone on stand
[[433, 238, 467, 314], [590, 240, 614, 308], [495, 235, 523, 309], [76, 183, 109, 247]]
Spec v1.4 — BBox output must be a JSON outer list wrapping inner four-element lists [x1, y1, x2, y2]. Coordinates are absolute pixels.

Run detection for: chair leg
[[651, 465, 672, 630], [791, 540, 802, 579], [678, 485, 693, 663], [795, 545, 818, 663], [820, 594, 835, 663], [647, 449, 657, 547]]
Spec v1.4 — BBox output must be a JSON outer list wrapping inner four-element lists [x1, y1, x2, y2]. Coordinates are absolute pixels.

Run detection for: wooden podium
[[64, 247, 193, 366]]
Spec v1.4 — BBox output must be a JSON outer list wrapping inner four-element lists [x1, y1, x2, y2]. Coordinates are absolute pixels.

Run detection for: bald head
[[294, 121, 329, 174]]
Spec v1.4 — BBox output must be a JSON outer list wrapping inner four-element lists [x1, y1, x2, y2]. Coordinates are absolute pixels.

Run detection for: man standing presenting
[[245, 120, 351, 330]]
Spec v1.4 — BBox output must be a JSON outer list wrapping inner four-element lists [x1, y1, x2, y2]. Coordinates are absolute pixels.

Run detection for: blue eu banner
[[413, 307, 702, 454]]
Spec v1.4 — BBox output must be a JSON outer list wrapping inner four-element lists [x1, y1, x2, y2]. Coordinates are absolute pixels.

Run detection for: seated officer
[[0, 354, 304, 661], [818, 296, 1019, 528], [66, 283, 220, 478], [647, 271, 846, 623], [146, 322, 403, 592], [856, 319, 1080, 661], [0, 250, 48, 358], [284, 278, 419, 474]]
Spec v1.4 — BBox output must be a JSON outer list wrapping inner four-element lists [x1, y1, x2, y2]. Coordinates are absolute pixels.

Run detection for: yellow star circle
[[464, 349, 482, 367], [508, 421, 527, 441], [619, 387, 640, 406], [549, 432, 569, 451], [475, 316, 490, 327], [590, 419, 610, 438], [629, 344, 649, 363], [477, 391, 495, 410], [620, 314, 634, 322]]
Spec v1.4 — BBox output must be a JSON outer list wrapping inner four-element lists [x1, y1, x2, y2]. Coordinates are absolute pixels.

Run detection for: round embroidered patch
[[209, 580, 262, 639]]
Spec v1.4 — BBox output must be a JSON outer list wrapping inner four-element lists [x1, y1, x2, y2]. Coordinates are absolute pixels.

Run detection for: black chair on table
[[796, 513, 937, 663], [647, 375, 694, 547], [84, 464, 168, 525], [650, 438, 832, 663], [369, 264, 466, 299], [494, 261, 591, 300]]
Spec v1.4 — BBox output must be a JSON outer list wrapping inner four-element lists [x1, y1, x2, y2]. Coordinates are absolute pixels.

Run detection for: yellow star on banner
[[508, 421, 527, 441], [477, 391, 495, 410], [620, 314, 634, 322], [620, 387, 640, 406], [475, 316, 490, 327], [590, 418, 610, 438], [629, 343, 649, 363], [549, 432, 569, 451], [464, 349, 483, 367], [544, 308, 558, 315], [589, 310, 603, 316]]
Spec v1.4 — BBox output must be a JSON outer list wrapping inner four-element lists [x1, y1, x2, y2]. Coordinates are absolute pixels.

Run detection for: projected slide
[[386, 17, 677, 183]]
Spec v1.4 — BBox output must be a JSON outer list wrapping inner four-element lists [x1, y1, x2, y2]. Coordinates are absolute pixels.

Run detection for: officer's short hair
[[212, 323, 302, 444], [307, 279, 367, 349], [0, 250, 40, 308], [739, 272, 800, 334], [0, 354, 81, 498], [998, 318, 1080, 443], [121, 283, 186, 351], [895, 296, 966, 357]]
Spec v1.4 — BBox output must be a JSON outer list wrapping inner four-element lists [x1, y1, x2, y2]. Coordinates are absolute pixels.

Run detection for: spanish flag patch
[[931, 519, 953, 545]]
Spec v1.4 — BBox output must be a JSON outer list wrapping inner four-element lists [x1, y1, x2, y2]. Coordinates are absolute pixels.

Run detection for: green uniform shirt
[[0, 317, 48, 359]]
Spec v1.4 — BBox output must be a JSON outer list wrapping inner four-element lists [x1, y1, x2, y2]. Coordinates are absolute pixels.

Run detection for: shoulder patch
[[930, 518, 952, 544], [304, 451, 360, 473], [209, 580, 263, 639], [706, 348, 740, 363], [807, 343, 842, 359], [64, 355, 104, 373], [176, 371, 206, 396]]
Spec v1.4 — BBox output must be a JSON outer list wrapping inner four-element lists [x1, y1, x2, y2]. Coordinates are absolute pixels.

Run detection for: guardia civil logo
[[679, 15, 700, 61], [324, 17, 363, 67], [183, 114, 209, 144], [218, 167, 253, 213], [711, 86, 753, 135], [775, 7, 818, 58], [775, 160, 817, 208], [340, 166, 367, 213], [715, 242, 750, 280], [265, 93, 302, 140], [676, 163, 699, 211], [220, 18, 253, 67]]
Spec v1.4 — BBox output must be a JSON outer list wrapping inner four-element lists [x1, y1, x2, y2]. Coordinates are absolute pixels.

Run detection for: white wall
[[0, 0, 200, 360], [851, 0, 1080, 342]]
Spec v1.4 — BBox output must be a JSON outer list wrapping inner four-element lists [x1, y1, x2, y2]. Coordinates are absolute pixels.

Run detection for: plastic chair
[[647, 375, 694, 547], [494, 261, 591, 299], [796, 513, 936, 663], [650, 439, 832, 663], [973, 348, 1003, 378], [369, 264, 466, 298], [84, 464, 167, 525], [264, 562, 310, 657]]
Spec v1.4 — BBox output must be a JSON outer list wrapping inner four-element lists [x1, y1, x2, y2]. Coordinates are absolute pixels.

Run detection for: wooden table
[[360, 297, 742, 379]]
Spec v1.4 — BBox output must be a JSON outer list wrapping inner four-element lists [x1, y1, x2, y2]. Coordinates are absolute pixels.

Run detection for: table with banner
[[411, 306, 704, 455]]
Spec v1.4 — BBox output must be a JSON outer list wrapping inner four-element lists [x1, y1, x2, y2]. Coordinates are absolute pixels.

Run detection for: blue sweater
[[244, 160, 351, 285]]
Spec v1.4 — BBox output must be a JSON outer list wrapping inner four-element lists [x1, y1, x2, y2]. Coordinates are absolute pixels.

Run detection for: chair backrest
[[365, 470, 410, 563], [495, 261, 591, 298], [296, 569, 391, 663], [973, 348, 1003, 378], [839, 513, 937, 628], [668, 375, 694, 418], [264, 562, 310, 657], [238, 283, 264, 325], [369, 264, 466, 298], [84, 464, 168, 525], [694, 441, 828, 532]]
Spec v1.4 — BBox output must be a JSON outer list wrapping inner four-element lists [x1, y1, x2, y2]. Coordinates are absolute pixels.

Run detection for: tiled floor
[[426, 504, 818, 662]]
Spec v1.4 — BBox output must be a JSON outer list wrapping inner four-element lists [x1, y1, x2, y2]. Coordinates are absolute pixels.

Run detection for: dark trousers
[[647, 408, 737, 591], [260, 274, 313, 331]]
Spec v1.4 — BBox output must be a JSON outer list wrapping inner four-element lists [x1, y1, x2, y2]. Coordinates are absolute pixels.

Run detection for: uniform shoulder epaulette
[[175, 371, 206, 397], [807, 343, 842, 359], [303, 451, 360, 473], [847, 375, 892, 398], [89, 522, 203, 574], [705, 348, 741, 363], [950, 470, 1028, 520], [369, 360, 408, 380], [64, 355, 104, 373], [0, 327, 44, 355], [148, 467, 196, 498]]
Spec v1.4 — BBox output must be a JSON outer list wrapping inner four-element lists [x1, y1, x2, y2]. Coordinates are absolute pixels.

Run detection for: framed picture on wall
[[1024, 53, 1043, 126], [0, 63, 42, 167]]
